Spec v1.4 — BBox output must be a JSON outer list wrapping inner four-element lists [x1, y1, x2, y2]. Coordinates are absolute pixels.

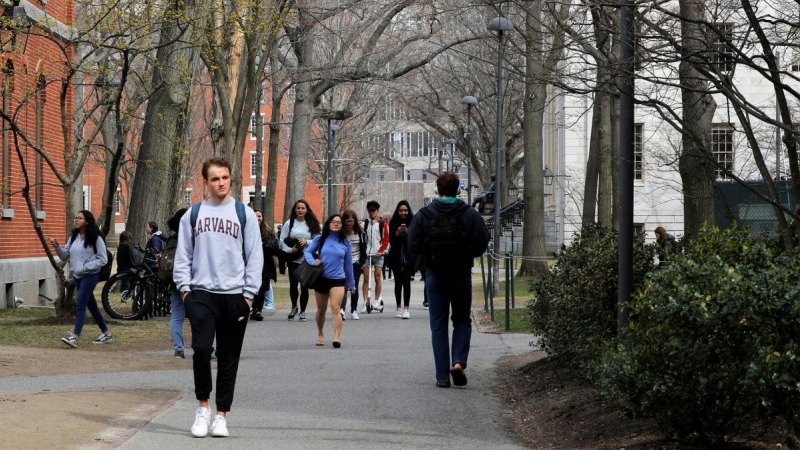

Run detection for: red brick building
[[0, 1, 75, 308]]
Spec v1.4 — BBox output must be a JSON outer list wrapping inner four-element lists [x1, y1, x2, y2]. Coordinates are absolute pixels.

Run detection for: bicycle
[[101, 245, 171, 320]]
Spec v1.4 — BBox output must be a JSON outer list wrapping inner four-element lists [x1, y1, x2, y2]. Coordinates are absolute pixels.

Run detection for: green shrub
[[528, 224, 656, 374], [600, 226, 800, 446]]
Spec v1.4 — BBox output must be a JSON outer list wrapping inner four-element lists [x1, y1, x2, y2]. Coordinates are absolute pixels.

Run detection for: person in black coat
[[386, 200, 415, 319], [251, 210, 279, 321]]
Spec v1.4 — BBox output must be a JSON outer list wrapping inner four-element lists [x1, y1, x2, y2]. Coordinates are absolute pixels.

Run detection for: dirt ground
[[494, 351, 789, 449], [1, 346, 190, 450]]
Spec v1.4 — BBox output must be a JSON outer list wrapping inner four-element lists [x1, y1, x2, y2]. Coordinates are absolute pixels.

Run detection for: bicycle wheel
[[102, 272, 153, 320]]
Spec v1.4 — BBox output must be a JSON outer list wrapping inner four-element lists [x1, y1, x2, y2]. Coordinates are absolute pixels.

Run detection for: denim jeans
[[170, 289, 185, 351], [73, 272, 108, 336], [425, 270, 472, 383], [265, 282, 274, 306]]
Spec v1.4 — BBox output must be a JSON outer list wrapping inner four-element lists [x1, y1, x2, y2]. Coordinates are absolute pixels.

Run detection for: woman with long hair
[[251, 209, 279, 321], [305, 214, 356, 348], [386, 200, 415, 319], [47, 210, 113, 348], [279, 199, 321, 322], [341, 209, 366, 320]]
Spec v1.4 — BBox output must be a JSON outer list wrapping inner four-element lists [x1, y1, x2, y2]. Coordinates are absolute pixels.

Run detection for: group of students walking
[[47, 157, 490, 439]]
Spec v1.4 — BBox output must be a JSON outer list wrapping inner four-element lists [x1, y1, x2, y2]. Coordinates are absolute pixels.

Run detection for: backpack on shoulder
[[420, 207, 470, 271], [99, 248, 114, 282], [157, 234, 179, 286]]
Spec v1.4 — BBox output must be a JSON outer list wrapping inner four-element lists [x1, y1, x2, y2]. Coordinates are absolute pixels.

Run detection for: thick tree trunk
[[518, 0, 550, 276], [597, 87, 613, 228], [128, 0, 199, 244], [679, 0, 717, 234]]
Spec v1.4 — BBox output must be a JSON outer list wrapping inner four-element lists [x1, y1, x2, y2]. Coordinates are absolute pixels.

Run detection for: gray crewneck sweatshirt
[[173, 198, 263, 299]]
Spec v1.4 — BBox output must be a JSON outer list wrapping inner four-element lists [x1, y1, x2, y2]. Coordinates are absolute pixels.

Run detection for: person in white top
[[361, 200, 389, 312], [279, 199, 321, 322]]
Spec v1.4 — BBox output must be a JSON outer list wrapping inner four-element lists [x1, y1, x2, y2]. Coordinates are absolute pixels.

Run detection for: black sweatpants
[[185, 289, 249, 412]]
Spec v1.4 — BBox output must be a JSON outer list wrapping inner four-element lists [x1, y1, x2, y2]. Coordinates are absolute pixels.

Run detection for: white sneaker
[[360, 303, 367, 313], [402, 309, 410, 319], [264, 303, 276, 316], [191, 407, 211, 438], [377, 299, 384, 313], [351, 311, 360, 320], [340, 309, 346, 321], [395, 307, 403, 318], [210, 414, 229, 437]]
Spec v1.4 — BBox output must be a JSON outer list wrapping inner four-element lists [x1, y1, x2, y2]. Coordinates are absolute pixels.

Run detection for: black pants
[[392, 264, 412, 308], [252, 279, 272, 313], [288, 262, 310, 312], [185, 290, 249, 412]]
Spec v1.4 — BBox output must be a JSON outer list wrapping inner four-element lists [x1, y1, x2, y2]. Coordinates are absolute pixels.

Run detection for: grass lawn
[[488, 308, 532, 333]]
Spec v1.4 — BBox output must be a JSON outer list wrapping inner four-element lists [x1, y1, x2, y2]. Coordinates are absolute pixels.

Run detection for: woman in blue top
[[305, 214, 356, 348], [47, 210, 113, 348]]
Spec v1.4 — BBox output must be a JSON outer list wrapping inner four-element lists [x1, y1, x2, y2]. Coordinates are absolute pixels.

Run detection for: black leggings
[[392, 264, 412, 308], [288, 262, 310, 312]]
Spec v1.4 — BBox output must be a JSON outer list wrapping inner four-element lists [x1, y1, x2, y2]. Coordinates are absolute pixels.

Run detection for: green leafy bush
[[528, 224, 656, 374], [600, 226, 800, 446]]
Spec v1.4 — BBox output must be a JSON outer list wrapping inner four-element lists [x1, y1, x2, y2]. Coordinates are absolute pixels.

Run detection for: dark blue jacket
[[387, 215, 415, 271]]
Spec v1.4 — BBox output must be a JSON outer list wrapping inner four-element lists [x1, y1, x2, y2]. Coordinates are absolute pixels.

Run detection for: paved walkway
[[0, 280, 535, 449]]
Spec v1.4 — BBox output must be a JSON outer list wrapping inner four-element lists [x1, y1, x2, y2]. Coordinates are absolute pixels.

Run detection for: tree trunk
[[518, 0, 551, 277], [583, 106, 600, 226], [678, 0, 717, 234], [284, 12, 316, 220], [128, 0, 200, 244], [597, 87, 613, 228]]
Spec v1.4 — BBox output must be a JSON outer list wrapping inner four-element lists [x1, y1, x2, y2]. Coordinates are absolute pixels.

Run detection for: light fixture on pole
[[327, 123, 341, 217], [460, 95, 478, 206], [452, 159, 461, 175], [544, 166, 554, 186], [445, 138, 456, 172], [488, 16, 513, 296]]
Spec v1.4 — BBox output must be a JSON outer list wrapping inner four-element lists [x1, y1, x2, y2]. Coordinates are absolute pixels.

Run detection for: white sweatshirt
[[173, 198, 263, 299]]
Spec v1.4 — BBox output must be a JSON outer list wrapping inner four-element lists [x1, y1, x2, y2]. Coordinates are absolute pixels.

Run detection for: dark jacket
[[262, 235, 279, 286], [656, 233, 676, 266], [116, 242, 132, 273], [407, 199, 490, 274], [386, 215, 415, 271]]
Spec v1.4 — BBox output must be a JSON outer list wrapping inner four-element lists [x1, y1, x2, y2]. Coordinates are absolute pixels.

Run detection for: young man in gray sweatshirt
[[173, 157, 263, 438]]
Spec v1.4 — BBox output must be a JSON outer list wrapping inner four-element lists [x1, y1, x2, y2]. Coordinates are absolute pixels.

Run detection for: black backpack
[[99, 247, 113, 282], [420, 207, 469, 271], [157, 234, 179, 286]]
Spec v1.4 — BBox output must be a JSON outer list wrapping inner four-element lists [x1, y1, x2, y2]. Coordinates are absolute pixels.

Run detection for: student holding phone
[[386, 200, 415, 319]]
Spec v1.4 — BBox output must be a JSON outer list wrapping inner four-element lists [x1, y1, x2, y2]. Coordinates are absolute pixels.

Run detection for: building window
[[250, 113, 263, 140], [82, 186, 90, 210], [633, 223, 644, 235], [422, 172, 428, 181], [35, 75, 45, 211], [711, 23, 735, 72], [183, 190, 192, 207], [379, 171, 385, 181], [1, 60, 13, 212], [406, 169, 411, 181], [634, 124, 643, 180], [712, 125, 734, 179], [114, 189, 121, 215], [791, 51, 800, 72], [250, 152, 259, 178]]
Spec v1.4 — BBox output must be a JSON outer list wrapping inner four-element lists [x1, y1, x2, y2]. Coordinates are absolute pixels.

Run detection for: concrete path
[[0, 279, 535, 449]]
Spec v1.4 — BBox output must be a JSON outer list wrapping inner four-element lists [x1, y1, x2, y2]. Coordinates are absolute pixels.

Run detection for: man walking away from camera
[[408, 172, 489, 388], [173, 157, 263, 438]]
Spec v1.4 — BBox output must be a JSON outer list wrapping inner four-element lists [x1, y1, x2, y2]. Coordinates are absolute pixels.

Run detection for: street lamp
[[445, 138, 456, 173], [488, 16, 513, 296], [327, 123, 341, 217], [460, 95, 478, 206], [452, 159, 461, 175], [443, 151, 452, 172], [544, 166, 554, 186]]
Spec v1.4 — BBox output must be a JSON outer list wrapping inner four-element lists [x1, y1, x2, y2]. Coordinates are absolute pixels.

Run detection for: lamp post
[[461, 96, 477, 206], [488, 16, 513, 297], [327, 123, 341, 217], [445, 138, 456, 172], [452, 159, 462, 177]]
